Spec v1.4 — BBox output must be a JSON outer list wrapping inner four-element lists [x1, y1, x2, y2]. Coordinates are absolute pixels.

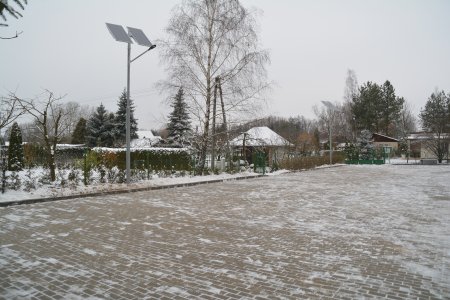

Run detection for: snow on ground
[[0, 157, 438, 203], [0, 164, 449, 298], [0, 170, 267, 203]]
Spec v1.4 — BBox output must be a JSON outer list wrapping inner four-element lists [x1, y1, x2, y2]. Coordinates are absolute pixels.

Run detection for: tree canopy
[[419, 90, 450, 163], [420, 90, 450, 134], [351, 80, 404, 136]]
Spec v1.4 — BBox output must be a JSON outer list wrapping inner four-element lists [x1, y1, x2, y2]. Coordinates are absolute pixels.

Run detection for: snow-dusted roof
[[131, 130, 161, 148], [56, 144, 85, 149], [230, 126, 292, 147], [407, 132, 450, 140], [372, 133, 399, 142], [136, 130, 155, 139], [92, 147, 187, 153]]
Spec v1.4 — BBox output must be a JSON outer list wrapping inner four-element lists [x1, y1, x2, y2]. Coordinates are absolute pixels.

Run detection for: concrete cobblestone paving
[[1, 165, 449, 299]]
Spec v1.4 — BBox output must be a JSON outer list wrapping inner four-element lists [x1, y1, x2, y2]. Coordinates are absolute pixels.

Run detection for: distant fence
[[279, 152, 345, 171]]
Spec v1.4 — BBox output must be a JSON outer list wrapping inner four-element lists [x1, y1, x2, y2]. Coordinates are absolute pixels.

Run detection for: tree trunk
[[49, 148, 56, 182], [196, 82, 212, 174], [196, 7, 215, 175]]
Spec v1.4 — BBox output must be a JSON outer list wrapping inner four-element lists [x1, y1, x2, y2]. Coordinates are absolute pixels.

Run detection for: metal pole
[[218, 77, 231, 171], [126, 43, 131, 184], [329, 125, 332, 165], [321, 101, 334, 165]]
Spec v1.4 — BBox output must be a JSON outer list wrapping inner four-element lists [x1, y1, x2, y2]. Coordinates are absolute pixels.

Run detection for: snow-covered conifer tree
[[357, 129, 373, 160], [167, 87, 191, 147], [71, 117, 87, 144], [115, 89, 138, 146], [86, 104, 116, 147], [7, 122, 24, 171]]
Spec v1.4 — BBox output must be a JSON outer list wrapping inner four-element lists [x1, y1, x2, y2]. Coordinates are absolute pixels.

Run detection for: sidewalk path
[[1, 165, 449, 299]]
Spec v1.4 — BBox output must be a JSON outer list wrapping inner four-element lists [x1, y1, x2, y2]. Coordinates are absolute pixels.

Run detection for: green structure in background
[[345, 147, 388, 165], [253, 151, 266, 174]]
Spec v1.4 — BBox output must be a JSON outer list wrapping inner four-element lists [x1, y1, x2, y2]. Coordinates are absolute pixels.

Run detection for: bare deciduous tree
[[396, 101, 417, 138], [12, 90, 72, 181], [58, 101, 93, 143], [314, 102, 348, 145], [343, 69, 359, 141], [0, 95, 25, 133], [297, 132, 319, 155], [159, 0, 270, 173], [344, 69, 359, 103]]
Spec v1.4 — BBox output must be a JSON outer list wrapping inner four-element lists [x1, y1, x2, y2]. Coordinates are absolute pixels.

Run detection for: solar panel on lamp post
[[106, 23, 156, 184]]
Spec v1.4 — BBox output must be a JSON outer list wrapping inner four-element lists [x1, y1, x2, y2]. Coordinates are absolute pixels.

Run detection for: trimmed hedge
[[22, 145, 192, 172], [92, 148, 193, 172]]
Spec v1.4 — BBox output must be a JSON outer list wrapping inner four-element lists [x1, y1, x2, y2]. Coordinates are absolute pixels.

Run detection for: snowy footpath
[[0, 164, 449, 299]]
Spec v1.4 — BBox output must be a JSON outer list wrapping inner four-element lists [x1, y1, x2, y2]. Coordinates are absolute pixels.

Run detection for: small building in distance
[[230, 126, 292, 167], [407, 132, 450, 162], [372, 133, 399, 152]]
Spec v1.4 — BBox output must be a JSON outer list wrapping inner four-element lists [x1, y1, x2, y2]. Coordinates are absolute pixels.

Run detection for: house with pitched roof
[[372, 133, 399, 153]]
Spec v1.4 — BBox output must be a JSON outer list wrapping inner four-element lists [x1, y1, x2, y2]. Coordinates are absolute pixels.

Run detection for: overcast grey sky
[[1, 0, 450, 130]]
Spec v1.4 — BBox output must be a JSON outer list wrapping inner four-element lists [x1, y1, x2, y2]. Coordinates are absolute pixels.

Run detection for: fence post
[[146, 152, 150, 180], [83, 148, 88, 186], [1, 156, 6, 194]]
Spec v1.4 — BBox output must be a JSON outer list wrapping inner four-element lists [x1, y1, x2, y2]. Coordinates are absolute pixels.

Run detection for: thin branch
[[0, 30, 23, 39]]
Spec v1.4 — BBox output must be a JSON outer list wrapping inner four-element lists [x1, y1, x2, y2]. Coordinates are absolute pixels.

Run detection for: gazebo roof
[[230, 126, 292, 147]]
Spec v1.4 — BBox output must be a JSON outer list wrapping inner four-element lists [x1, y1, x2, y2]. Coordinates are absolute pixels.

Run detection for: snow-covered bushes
[[1, 146, 196, 194], [6, 171, 21, 190], [23, 168, 38, 192], [6, 168, 42, 192]]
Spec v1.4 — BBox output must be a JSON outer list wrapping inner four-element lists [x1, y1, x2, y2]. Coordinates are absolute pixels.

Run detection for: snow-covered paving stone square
[[1, 165, 449, 299]]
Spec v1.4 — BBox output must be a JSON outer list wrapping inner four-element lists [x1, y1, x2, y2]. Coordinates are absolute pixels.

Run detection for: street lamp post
[[106, 23, 156, 184], [321, 101, 335, 165]]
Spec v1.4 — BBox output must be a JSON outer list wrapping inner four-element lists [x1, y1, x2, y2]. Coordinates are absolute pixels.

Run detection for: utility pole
[[321, 101, 335, 165], [211, 77, 218, 171], [217, 77, 231, 170]]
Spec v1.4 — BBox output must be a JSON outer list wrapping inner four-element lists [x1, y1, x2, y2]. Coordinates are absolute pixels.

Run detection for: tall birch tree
[[159, 0, 270, 173]]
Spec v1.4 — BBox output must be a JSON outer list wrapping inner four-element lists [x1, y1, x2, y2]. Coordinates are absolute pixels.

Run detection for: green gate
[[253, 151, 266, 174]]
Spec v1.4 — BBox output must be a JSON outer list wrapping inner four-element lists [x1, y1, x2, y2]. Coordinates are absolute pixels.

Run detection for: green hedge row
[[22, 144, 193, 172], [91, 148, 193, 171]]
